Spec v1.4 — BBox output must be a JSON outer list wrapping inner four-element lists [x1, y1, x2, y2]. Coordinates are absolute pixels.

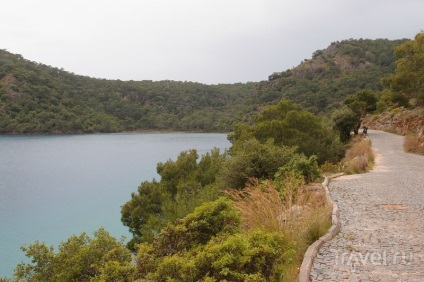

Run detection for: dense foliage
[[7, 198, 297, 281], [135, 199, 295, 281], [13, 228, 134, 282], [121, 149, 226, 249], [229, 99, 344, 166], [121, 99, 335, 253]]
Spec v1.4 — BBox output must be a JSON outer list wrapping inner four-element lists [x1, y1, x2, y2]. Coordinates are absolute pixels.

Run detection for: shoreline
[[0, 129, 232, 136]]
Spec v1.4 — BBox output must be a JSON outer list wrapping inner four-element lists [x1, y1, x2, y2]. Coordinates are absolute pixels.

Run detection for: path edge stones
[[298, 173, 344, 282]]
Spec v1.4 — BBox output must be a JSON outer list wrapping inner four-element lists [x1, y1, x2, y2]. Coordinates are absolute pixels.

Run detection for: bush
[[275, 154, 321, 183], [218, 139, 297, 189], [193, 231, 296, 281], [153, 197, 240, 256]]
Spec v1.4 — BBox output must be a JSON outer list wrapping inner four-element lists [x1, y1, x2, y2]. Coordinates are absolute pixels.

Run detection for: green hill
[[258, 38, 407, 114], [0, 38, 407, 133], [0, 51, 255, 133]]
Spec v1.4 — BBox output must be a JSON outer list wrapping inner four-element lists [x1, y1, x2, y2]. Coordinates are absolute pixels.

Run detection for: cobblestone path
[[311, 130, 424, 281]]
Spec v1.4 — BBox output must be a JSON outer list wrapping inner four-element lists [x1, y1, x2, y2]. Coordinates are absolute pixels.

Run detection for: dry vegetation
[[404, 134, 424, 155], [226, 176, 331, 281], [343, 134, 375, 174]]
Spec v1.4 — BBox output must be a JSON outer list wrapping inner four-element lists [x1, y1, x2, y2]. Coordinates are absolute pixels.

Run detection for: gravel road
[[311, 130, 424, 281]]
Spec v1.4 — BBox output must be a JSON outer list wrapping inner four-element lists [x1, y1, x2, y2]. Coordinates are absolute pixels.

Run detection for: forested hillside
[[0, 50, 255, 133], [0, 38, 406, 133], [260, 38, 407, 114]]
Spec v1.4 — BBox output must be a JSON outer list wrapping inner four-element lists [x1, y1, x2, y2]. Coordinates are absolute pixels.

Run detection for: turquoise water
[[0, 133, 230, 277]]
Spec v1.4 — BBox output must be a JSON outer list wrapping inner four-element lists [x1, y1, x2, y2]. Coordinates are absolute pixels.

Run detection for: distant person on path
[[362, 125, 368, 135]]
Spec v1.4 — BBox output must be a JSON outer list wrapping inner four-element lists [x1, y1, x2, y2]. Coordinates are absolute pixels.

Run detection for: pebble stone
[[310, 130, 424, 282]]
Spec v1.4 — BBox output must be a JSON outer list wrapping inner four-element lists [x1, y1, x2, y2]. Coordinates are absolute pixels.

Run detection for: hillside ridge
[[0, 38, 406, 133]]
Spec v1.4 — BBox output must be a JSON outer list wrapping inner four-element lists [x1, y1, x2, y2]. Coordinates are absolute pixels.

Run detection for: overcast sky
[[1, 0, 422, 84]]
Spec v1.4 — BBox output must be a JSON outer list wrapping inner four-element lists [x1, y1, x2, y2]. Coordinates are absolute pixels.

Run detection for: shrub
[[275, 154, 321, 183], [218, 139, 297, 189], [194, 230, 296, 281], [153, 197, 240, 256]]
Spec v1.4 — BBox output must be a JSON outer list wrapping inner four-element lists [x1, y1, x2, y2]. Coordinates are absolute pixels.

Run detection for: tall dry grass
[[343, 135, 375, 174], [226, 177, 331, 281], [404, 134, 424, 155], [226, 178, 284, 232]]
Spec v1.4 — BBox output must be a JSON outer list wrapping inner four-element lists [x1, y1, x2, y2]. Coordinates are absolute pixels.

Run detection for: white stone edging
[[297, 173, 344, 282]]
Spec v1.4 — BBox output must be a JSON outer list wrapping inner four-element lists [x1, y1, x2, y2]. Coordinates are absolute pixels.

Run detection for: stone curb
[[298, 173, 344, 282]]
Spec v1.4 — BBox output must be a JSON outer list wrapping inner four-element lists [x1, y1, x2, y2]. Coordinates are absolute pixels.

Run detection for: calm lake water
[[0, 133, 230, 277]]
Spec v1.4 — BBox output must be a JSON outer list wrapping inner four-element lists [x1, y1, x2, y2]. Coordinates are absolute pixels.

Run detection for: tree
[[121, 180, 163, 249], [332, 106, 358, 142], [382, 32, 424, 105], [157, 149, 199, 198], [344, 89, 378, 134], [14, 228, 134, 282], [122, 149, 227, 248]]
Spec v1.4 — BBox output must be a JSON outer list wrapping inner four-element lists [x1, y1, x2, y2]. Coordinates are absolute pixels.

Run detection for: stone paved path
[[311, 130, 424, 282]]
